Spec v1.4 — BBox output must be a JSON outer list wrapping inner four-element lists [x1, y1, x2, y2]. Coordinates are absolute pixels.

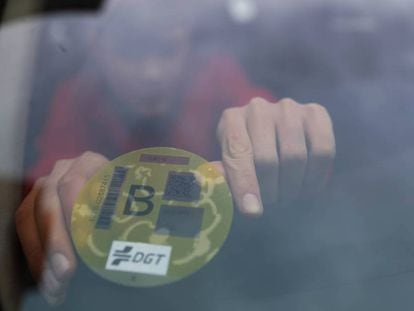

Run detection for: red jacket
[[28, 54, 273, 181]]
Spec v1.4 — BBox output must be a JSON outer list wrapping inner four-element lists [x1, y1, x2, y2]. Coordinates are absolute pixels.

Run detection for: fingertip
[[240, 193, 263, 217]]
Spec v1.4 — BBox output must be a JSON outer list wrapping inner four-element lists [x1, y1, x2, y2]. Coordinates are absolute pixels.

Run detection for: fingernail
[[242, 193, 262, 215], [51, 253, 70, 281]]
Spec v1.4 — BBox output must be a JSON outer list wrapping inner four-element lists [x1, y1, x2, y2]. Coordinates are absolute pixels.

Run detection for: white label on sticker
[[105, 241, 172, 276]]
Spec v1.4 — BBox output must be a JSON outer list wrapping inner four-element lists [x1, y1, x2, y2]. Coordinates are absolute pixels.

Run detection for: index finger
[[217, 108, 263, 216]]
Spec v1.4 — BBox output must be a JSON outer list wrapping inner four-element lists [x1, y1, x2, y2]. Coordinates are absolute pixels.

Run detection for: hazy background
[[2, 0, 414, 310]]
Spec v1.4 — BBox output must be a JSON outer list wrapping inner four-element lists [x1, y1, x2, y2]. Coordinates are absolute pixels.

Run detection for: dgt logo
[[106, 241, 172, 276], [111, 245, 133, 266]]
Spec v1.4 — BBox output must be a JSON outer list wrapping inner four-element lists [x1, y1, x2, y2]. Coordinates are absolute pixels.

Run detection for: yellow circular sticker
[[71, 147, 233, 287]]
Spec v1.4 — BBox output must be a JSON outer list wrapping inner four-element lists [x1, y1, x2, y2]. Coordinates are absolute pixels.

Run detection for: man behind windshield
[[15, 0, 335, 306]]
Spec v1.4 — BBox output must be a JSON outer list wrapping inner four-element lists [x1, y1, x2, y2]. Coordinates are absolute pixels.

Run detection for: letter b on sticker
[[124, 185, 155, 216]]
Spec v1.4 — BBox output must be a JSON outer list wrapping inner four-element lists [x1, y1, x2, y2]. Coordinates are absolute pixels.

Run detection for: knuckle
[[305, 102, 329, 117], [39, 179, 55, 193], [246, 98, 272, 119], [217, 107, 244, 139], [278, 97, 299, 108], [79, 151, 107, 163], [220, 107, 243, 123], [224, 136, 253, 160], [218, 108, 253, 160], [34, 177, 47, 188], [57, 173, 82, 192], [248, 97, 270, 109], [54, 159, 70, 171], [275, 98, 302, 119]]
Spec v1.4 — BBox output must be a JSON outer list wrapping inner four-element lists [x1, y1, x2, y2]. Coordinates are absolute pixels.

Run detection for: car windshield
[[2, 0, 414, 310]]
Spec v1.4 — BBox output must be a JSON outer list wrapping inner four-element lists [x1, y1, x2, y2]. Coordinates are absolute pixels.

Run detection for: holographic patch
[[71, 147, 233, 287]]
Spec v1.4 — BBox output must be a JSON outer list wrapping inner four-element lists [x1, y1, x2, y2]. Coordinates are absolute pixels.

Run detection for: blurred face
[[93, 9, 191, 121]]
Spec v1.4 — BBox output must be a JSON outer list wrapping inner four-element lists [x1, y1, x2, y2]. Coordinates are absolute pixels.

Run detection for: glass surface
[[1, 0, 414, 310]]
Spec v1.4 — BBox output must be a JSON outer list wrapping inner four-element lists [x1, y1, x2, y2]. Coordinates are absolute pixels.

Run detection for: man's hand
[[15, 97, 335, 304], [216, 97, 335, 215], [15, 152, 108, 305]]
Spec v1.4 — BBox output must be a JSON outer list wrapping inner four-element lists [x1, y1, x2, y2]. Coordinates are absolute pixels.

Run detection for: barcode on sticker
[[95, 166, 128, 229]]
